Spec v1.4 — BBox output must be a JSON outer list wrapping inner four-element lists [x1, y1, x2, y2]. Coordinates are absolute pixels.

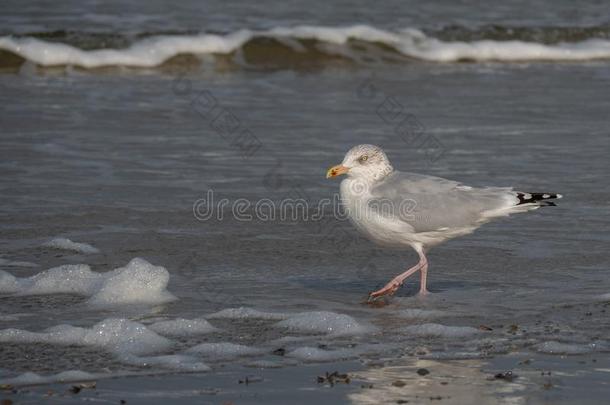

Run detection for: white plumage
[[327, 144, 561, 299]]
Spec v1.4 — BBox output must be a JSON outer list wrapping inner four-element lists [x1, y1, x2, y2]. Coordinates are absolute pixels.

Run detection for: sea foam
[[149, 318, 219, 337], [121, 354, 211, 372], [275, 311, 375, 337], [0, 258, 176, 307], [0, 370, 98, 387], [186, 342, 264, 359], [0, 318, 172, 355], [286, 346, 360, 362], [207, 307, 373, 337], [206, 307, 290, 320], [2, 25, 610, 68], [401, 323, 481, 338], [287, 343, 392, 362], [535, 341, 608, 355], [0, 318, 212, 372], [43, 237, 99, 254]]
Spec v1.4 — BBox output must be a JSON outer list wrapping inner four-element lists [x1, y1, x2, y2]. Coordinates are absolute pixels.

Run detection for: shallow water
[[1, 1, 610, 403]]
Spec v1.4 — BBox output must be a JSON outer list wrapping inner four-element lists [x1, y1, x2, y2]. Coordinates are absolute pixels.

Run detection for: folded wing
[[368, 171, 519, 233]]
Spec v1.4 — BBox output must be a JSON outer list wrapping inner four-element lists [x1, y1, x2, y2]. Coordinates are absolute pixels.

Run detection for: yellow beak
[[326, 164, 349, 179]]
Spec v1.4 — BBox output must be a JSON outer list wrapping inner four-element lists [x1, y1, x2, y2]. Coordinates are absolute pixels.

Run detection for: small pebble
[[493, 371, 516, 381], [417, 368, 430, 376], [272, 348, 286, 356]]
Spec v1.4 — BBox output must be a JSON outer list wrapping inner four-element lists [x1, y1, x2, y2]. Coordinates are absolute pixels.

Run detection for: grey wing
[[368, 171, 515, 233]]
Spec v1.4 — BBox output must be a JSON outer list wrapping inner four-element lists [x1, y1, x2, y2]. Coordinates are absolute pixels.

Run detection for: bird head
[[326, 144, 393, 181]]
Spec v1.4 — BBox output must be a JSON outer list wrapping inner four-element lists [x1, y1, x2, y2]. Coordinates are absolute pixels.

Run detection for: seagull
[[326, 144, 561, 300]]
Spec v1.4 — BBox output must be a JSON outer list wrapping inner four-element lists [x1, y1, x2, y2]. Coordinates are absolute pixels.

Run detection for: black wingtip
[[516, 192, 562, 206]]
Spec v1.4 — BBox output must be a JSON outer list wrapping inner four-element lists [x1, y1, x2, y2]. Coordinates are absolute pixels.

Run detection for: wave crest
[[2, 24, 610, 70]]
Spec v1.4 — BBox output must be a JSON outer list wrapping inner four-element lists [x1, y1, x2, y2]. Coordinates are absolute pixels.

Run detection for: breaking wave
[[2, 24, 610, 70]]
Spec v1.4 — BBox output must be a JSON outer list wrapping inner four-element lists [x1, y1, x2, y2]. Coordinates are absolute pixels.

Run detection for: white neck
[[348, 163, 394, 183]]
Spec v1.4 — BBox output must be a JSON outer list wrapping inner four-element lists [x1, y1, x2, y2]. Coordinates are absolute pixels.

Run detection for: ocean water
[[1, 1, 610, 403]]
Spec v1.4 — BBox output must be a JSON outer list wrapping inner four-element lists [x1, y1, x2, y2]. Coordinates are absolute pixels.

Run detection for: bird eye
[[359, 155, 368, 163]]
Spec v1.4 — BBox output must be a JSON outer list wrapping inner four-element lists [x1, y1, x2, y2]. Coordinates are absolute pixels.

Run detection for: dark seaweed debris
[[317, 371, 351, 386], [491, 371, 516, 382]]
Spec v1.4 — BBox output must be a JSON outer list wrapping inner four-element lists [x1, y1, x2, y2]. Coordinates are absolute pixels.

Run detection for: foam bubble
[[421, 351, 487, 360], [245, 360, 286, 368], [206, 307, 289, 320], [0, 318, 173, 356], [0, 258, 176, 307], [0, 318, 218, 374], [121, 354, 210, 372], [286, 343, 392, 362], [148, 318, 219, 337], [401, 323, 481, 338], [275, 311, 374, 337], [186, 342, 264, 359], [286, 346, 360, 362], [87, 258, 176, 306], [0, 270, 20, 294], [266, 335, 313, 346], [1, 264, 100, 296], [535, 341, 607, 355], [0, 370, 98, 386], [43, 237, 99, 254]]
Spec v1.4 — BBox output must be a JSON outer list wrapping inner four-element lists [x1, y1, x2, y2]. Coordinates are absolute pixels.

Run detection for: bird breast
[[340, 178, 414, 247]]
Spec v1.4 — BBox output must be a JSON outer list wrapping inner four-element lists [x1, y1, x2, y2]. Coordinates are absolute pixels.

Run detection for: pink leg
[[419, 259, 429, 295], [369, 250, 428, 299]]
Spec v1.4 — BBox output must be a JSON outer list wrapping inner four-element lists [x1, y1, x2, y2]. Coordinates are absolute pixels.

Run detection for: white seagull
[[326, 144, 561, 300]]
